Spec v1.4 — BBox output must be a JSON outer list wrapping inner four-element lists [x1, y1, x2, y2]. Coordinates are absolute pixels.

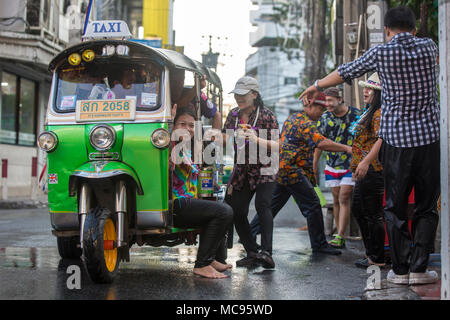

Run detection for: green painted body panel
[[46, 122, 169, 214], [121, 123, 169, 212], [47, 125, 87, 213]]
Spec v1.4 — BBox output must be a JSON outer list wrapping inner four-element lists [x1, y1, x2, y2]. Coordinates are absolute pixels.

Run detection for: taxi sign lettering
[[93, 22, 121, 33], [83, 20, 131, 39]]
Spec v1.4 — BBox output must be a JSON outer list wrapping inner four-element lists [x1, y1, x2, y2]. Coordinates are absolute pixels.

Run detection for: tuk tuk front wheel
[[82, 207, 119, 283], [57, 236, 82, 259]]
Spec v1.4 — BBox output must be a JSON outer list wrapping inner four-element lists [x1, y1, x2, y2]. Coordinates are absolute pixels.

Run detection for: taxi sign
[[82, 20, 132, 40], [76, 99, 136, 122]]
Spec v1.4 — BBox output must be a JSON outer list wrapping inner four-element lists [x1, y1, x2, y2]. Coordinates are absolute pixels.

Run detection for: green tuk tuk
[[38, 21, 226, 283]]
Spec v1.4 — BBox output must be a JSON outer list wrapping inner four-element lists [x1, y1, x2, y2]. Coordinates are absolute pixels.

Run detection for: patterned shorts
[[324, 165, 355, 187]]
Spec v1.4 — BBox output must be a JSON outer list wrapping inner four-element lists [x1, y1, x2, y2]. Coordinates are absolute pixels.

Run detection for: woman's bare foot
[[193, 265, 228, 279], [211, 260, 233, 272], [368, 257, 386, 267]]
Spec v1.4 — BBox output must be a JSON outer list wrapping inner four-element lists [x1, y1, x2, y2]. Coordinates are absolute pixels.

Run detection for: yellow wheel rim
[[103, 218, 117, 272]]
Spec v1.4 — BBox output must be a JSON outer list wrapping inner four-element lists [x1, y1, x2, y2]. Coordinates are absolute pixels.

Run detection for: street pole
[[342, 0, 365, 108], [439, 0, 450, 301]]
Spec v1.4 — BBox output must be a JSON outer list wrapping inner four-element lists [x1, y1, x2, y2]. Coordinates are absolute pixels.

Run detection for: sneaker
[[386, 269, 409, 285], [329, 235, 346, 248], [236, 253, 258, 268], [312, 243, 342, 255], [355, 258, 370, 268], [256, 250, 275, 269], [409, 270, 439, 285]]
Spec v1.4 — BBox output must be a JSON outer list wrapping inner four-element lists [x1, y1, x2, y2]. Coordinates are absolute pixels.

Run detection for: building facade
[[0, 0, 78, 198], [246, 0, 304, 127]]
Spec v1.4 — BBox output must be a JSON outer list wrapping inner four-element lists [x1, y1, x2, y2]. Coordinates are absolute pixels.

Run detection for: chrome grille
[[88, 152, 119, 161]]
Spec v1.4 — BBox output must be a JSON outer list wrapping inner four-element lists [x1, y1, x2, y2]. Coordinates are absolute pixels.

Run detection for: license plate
[[75, 99, 136, 122]]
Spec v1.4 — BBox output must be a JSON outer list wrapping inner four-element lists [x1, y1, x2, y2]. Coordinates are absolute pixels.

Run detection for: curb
[[0, 200, 48, 210]]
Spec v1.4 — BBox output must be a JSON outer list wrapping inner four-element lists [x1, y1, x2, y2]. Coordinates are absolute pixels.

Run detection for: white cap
[[229, 76, 259, 95]]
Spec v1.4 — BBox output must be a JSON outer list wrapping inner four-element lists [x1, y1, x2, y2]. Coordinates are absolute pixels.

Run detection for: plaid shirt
[[338, 32, 439, 148]]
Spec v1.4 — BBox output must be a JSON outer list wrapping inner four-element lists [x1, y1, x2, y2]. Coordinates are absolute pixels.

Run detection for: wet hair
[[253, 91, 265, 109], [358, 89, 382, 131], [324, 87, 342, 99], [384, 6, 416, 32], [174, 107, 197, 125]]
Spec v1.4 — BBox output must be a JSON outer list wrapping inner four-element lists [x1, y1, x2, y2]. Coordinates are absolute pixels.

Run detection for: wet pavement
[[0, 200, 374, 300]]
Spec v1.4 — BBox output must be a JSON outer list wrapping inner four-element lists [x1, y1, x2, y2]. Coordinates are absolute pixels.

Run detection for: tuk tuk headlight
[[151, 128, 170, 149], [90, 125, 116, 151], [38, 131, 58, 152]]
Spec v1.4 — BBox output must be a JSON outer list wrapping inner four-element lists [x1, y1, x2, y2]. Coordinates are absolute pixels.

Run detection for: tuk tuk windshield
[[54, 61, 162, 112]]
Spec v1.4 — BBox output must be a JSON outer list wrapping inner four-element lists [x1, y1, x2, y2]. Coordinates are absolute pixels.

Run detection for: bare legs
[[331, 187, 340, 233], [331, 185, 353, 237]]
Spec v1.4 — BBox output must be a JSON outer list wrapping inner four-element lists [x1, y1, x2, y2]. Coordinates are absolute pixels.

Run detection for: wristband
[[314, 79, 322, 91]]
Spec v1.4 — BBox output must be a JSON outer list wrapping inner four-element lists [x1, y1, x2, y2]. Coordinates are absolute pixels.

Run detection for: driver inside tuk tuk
[[170, 69, 222, 130], [112, 68, 138, 99], [170, 105, 233, 279]]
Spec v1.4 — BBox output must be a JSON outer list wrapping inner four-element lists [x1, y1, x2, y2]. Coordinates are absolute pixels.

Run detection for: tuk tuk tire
[[57, 236, 82, 259], [82, 207, 119, 283]]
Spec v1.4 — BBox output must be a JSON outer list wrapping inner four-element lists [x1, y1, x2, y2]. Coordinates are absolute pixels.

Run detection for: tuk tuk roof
[[192, 60, 222, 90], [48, 40, 222, 90]]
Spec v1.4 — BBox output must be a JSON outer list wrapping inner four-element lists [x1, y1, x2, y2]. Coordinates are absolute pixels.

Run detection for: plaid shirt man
[[338, 32, 439, 148]]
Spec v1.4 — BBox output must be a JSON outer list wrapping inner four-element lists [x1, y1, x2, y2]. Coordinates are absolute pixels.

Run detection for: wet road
[[0, 200, 370, 300]]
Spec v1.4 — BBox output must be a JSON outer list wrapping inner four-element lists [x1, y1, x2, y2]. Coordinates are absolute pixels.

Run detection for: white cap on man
[[229, 76, 259, 95]]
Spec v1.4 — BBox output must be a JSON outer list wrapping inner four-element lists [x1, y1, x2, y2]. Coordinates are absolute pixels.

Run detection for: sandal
[[329, 235, 346, 248]]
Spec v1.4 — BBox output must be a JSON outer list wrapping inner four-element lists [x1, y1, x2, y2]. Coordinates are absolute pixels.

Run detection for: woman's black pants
[[173, 198, 233, 268], [351, 167, 385, 263], [380, 141, 440, 275], [227, 181, 276, 255]]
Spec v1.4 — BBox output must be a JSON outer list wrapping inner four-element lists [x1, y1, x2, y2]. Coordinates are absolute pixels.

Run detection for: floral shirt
[[317, 106, 360, 170], [277, 112, 326, 186], [223, 106, 279, 191], [350, 108, 383, 172], [171, 148, 199, 199]]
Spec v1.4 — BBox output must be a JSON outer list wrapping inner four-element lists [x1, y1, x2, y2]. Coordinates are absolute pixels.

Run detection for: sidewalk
[[363, 254, 441, 300], [0, 195, 48, 210], [321, 191, 442, 300]]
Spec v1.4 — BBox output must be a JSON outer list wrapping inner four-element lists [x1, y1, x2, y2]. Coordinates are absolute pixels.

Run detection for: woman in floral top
[[350, 73, 385, 268], [171, 107, 233, 278], [222, 76, 279, 269]]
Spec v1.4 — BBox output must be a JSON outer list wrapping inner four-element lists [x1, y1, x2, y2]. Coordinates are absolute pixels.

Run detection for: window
[[55, 60, 162, 112], [284, 77, 298, 85], [26, 0, 40, 27], [0, 71, 37, 146], [19, 78, 37, 146]]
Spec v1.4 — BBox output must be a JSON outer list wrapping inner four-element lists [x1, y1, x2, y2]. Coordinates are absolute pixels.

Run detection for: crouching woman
[[171, 107, 233, 278]]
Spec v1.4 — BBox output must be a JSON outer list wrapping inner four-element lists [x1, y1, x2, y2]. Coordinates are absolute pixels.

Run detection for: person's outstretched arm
[[299, 70, 344, 105], [317, 138, 352, 154], [300, 45, 379, 105], [313, 148, 323, 185]]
